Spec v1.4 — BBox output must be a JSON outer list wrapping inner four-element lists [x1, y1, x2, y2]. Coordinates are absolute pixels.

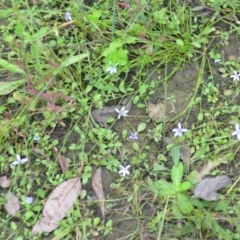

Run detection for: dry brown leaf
[[194, 175, 231, 201], [91, 106, 117, 126], [179, 142, 192, 164], [0, 176, 11, 188], [91, 96, 132, 126], [53, 147, 69, 173], [198, 158, 224, 179], [148, 102, 166, 121], [92, 167, 105, 218], [32, 177, 81, 235], [4, 192, 20, 216]]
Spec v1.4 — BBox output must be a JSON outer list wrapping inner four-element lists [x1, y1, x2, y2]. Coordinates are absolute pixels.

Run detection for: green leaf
[[133, 95, 139, 104], [148, 178, 176, 197], [171, 162, 184, 187], [37, 189, 45, 198], [172, 202, 183, 218], [0, 79, 25, 95], [137, 122, 146, 132], [202, 26, 215, 35], [80, 189, 87, 200], [60, 54, 88, 68], [119, 80, 126, 93], [32, 27, 48, 39], [93, 217, 101, 226], [137, 103, 146, 108], [191, 42, 201, 48], [10, 221, 17, 230], [187, 170, 202, 184], [153, 163, 167, 171], [125, 36, 137, 44], [170, 146, 180, 165], [159, 182, 176, 196], [191, 146, 207, 160], [197, 111, 204, 121], [191, 6, 204, 11], [0, 10, 14, 18], [132, 142, 140, 152], [177, 193, 194, 214], [79, 152, 88, 162], [0, 59, 25, 74], [179, 181, 192, 191], [176, 39, 184, 46]]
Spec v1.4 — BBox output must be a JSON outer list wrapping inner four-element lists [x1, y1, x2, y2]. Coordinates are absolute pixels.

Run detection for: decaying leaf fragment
[[4, 192, 20, 216], [91, 106, 117, 126], [92, 167, 105, 218], [194, 175, 231, 201], [148, 102, 165, 121], [179, 142, 192, 164], [91, 96, 132, 126], [32, 177, 81, 234], [0, 175, 11, 188], [53, 147, 69, 173]]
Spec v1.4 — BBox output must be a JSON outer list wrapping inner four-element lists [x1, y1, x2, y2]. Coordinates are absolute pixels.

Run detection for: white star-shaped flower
[[118, 165, 131, 177], [129, 132, 138, 140], [115, 106, 129, 119], [230, 71, 240, 81], [12, 155, 28, 165], [106, 62, 118, 74], [232, 124, 240, 140], [172, 122, 188, 137], [65, 12, 72, 21]]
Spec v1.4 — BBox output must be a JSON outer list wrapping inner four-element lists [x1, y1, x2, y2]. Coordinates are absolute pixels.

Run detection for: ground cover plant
[[1, 0, 240, 239]]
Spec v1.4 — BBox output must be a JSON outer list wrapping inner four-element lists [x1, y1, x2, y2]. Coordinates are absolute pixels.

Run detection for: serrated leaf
[[177, 193, 193, 214], [171, 162, 184, 187], [170, 146, 180, 165], [137, 122, 146, 132], [172, 202, 183, 218], [159, 181, 176, 196], [202, 27, 215, 35], [0, 10, 14, 18], [60, 54, 88, 68], [0, 79, 25, 95], [191, 146, 207, 160], [0, 59, 25, 74]]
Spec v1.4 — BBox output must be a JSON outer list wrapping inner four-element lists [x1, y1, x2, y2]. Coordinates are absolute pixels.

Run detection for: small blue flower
[[129, 132, 138, 140]]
